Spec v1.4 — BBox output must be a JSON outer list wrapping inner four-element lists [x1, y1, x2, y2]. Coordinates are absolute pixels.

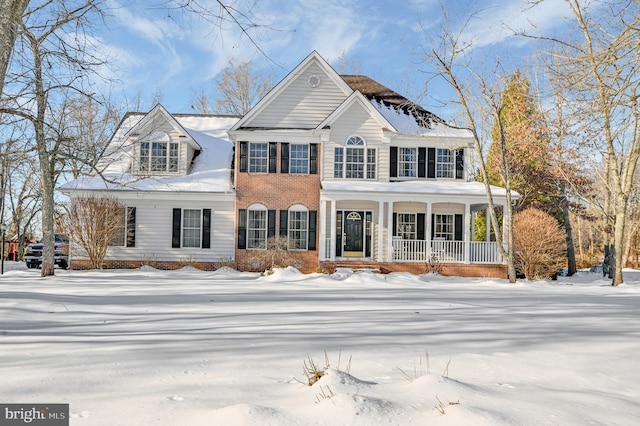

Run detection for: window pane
[[248, 210, 267, 249], [437, 148, 454, 178], [290, 145, 309, 174], [182, 209, 201, 248], [367, 148, 376, 179], [334, 148, 344, 178], [399, 147, 416, 177], [288, 210, 308, 250], [109, 208, 126, 246], [249, 143, 268, 173], [140, 142, 149, 171], [345, 147, 364, 178], [434, 214, 453, 240], [169, 142, 179, 172], [396, 213, 416, 240]]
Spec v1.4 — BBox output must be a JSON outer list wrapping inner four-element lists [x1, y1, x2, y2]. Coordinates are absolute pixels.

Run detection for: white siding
[[321, 102, 388, 181], [250, 63, 348, 128], [69, 192, 235, 263]]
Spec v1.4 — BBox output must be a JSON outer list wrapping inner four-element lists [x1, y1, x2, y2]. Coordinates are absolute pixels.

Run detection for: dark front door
[[344, 211, 364, 256]]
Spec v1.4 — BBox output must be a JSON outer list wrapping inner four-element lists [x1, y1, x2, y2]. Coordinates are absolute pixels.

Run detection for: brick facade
[[234, 142, 321, 273]]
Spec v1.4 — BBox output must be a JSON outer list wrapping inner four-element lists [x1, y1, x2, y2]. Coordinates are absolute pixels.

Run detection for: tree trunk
[[612, 209, 627, 286], [0, 0, 30, 98], [562, 202, 577, 276]]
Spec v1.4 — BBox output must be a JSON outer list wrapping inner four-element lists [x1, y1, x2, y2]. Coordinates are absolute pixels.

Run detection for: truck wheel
[[59, 260, 69, 270]]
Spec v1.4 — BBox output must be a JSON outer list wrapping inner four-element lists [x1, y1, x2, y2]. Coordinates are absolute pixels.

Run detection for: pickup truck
[[24, 234, 70, 269]]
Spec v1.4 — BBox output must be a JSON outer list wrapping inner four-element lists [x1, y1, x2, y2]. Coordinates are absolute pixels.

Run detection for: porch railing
[[322, 237, 503, 264], [392, 239, 503, 264]]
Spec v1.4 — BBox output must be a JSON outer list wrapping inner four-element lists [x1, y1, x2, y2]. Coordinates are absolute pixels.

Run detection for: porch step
[[333, 263, 383, 274]]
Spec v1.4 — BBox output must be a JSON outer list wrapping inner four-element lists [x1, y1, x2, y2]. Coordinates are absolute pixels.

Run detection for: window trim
[[138, 132, 179, 173], [287, 205, 309, 251], [434, 214, 454, 241], [436, 148, 454, 179], [289, 144, 309, 175], [248, 142, 268, 174], [247, 204, 268, 250], [396, 212, 417, 240]]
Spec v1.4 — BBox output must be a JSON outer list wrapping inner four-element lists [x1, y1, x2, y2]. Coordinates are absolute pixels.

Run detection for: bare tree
[[530, 0, 640, 285], [193, 61, 272, 115], [65, 195, 127, 269], [421, 13, 518, 282], [0, 0, 29, 98], [1, 0, 107, 276]]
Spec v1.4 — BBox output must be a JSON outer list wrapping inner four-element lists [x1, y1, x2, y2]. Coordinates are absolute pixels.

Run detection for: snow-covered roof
[[60, 114, 240, 193], [322, 179, 518, 199]]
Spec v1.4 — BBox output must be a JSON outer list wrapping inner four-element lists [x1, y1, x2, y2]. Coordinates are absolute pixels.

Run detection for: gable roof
[[230, 51, 353, 131], [340, 75, 445, 129], [317, 90, 397, 132]]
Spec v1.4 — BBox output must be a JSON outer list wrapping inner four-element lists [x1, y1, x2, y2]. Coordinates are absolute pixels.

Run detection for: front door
[[343, 211, 364, 257]]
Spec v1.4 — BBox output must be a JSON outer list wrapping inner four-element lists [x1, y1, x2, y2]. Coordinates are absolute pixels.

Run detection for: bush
[[513, 208, 566, 280]]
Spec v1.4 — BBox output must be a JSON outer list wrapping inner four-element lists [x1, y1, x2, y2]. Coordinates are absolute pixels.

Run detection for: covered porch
[[319, 195, 508, 267]]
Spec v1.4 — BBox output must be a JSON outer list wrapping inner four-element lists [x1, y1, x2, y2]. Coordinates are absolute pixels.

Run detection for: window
[[249, 143, 268, 173], [434, 214, 454, 240], [396, 213, 417, 240], [398, 147, 417, 178], [436, 148, 454, 178], [290, 144, 309, 174], [140, 141, 179, 172], [109, 207, 136, 247], [334, 135, 376, 179], [288, 209, 308, 250], [248, 208, 267, 249], [182, 209, 201, 248]]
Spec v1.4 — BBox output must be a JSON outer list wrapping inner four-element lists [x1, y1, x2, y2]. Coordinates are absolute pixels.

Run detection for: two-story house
[[229, 51, 513, 276], [61, 51, 514, 277]]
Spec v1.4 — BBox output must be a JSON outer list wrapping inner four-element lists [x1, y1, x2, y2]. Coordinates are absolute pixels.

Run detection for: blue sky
[[96, 0, 575, 118]]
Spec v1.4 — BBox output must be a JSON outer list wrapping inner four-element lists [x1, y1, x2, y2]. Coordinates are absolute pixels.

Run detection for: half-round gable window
[[346, 135, 365, 146]]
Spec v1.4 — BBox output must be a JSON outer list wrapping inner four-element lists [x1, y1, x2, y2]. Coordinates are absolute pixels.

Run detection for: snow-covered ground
[[1, 262, 639, 425]]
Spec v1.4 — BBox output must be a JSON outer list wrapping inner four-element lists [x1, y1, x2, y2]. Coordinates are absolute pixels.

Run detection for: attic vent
[[308, 74, 321, 88], [179, 135, 187, 138]]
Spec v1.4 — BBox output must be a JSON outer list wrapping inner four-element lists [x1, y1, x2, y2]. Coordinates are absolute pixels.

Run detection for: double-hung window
[[109, 207, 136, 247], [182, 209, 202, 248], [398, 147, 417, 178], [249, 143, 268, 173], [140, 140, 179, 173], [334, 135, 376, 179], [436, 148, 454, 178], [434, 214, 454, 240], [290, 144, 309, 174], [288, 209, 308, 250], [396, 213, 417, 240], [248, 208, 267, 249]]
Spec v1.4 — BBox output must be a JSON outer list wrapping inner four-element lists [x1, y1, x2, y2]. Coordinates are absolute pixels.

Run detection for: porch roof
[[321, 180, 518, 199]]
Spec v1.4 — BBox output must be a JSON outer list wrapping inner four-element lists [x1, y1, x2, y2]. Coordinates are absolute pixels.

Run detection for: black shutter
[[279, 210, 288, 237], [126, 207, 136, 247], [427, 147, 436, 178], [269, 142, 277, 173], [202, 209, 211, 249], [310, 144, 318, 174], [239, 141, 248, 172], [417, 213, 426, 240], [238, 209, 247, 249], [281, 143, 289, 174], [268, 210, 276, 238], [172, 208, 181, 248], [455, 214, 463, 241], [456, 149, 464, 179], [390, 147, 398, 178], [308, 210, 317, 250], [335, 211, 342, 257], [418, 147, 426, 178], [392, 213, 398, 236]]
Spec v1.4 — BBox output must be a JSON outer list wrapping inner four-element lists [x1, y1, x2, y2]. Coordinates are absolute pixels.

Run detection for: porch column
[[329, 200, 337, 260], [320, 200, 327, 260], [387, 201, 394, 260], [378, 201, 385, 262], [464, 203, 471, 263]]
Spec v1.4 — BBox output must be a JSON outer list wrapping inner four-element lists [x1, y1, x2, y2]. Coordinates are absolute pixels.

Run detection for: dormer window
[[139, 131, 179, 173]]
